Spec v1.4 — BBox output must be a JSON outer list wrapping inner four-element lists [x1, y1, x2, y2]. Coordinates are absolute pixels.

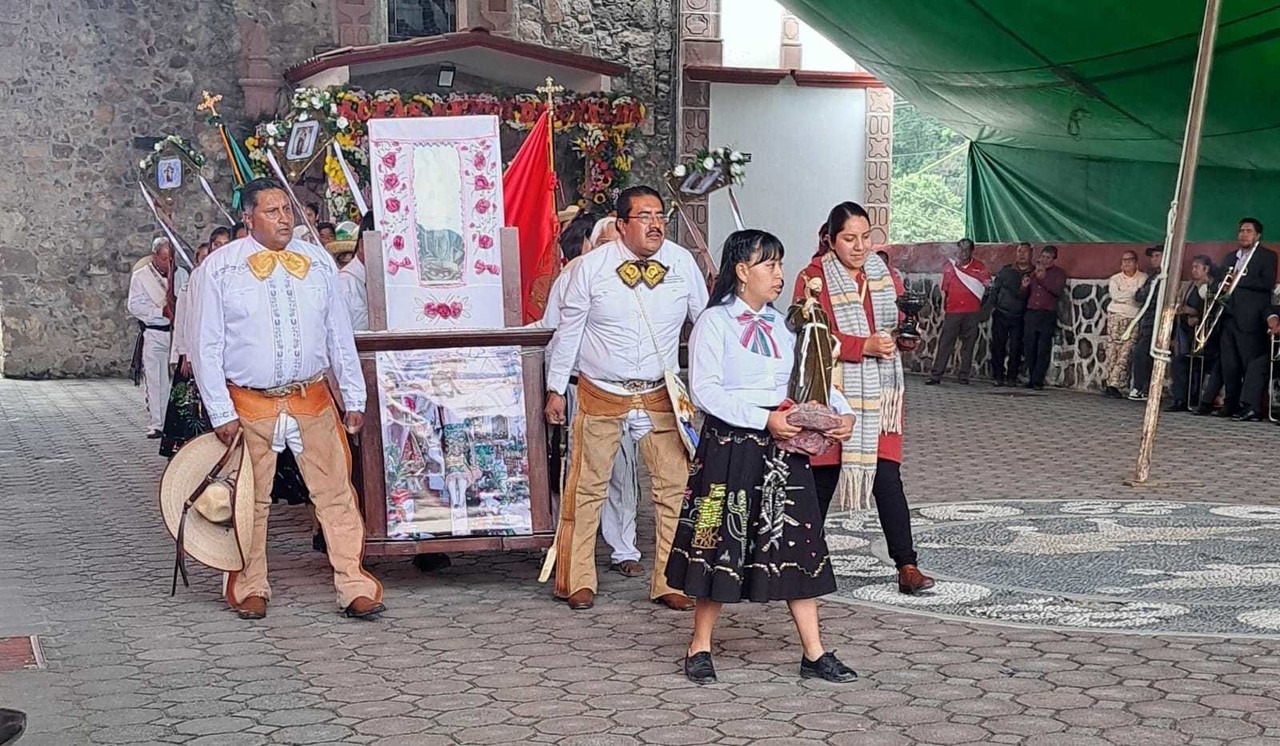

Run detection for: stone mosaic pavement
[[2, 378, 1280, 746]]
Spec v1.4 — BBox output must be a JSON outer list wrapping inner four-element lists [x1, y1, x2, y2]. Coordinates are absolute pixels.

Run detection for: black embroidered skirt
[[665, 416, 835, 603], [160, 364, 210, 458]]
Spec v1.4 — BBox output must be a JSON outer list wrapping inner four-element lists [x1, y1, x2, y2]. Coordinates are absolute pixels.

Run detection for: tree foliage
[[890, 99, 968, 243]]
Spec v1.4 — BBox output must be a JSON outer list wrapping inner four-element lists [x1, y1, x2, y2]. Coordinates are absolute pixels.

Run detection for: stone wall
[[0, 0, 334, 378], [509, 0, 680, 189]]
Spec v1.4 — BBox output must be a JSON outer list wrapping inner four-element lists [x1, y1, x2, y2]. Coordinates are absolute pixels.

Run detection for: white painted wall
[[797, 18, 860, 72], [707, 81, 868, 287], [720, 0, 782, 69]]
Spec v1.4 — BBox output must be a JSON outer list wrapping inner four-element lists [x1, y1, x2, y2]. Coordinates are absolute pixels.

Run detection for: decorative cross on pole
[[197, 90, 223, 119], [534, 76, 564, 182]]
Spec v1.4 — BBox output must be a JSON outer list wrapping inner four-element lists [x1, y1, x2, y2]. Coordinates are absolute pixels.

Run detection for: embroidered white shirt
[[689, 297, 852, 431], [191, 235, 365, 427], [546, 239, 708, 395], [338, 256, 369, 332]]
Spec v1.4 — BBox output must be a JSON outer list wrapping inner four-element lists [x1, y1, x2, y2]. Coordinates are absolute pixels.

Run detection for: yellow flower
[[335, 132, 355, 148], [245, 136, 259, 149]]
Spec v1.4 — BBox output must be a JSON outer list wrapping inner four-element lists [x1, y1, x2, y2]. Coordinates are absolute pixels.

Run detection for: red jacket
[[940, 259, 991, 314], [794, 255, 904, 466]]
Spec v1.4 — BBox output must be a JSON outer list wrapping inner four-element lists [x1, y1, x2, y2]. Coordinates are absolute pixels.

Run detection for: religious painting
[[157, 157, 183, 190], [285, 120, 321, 161], [369, 116, 506, 331], [680, 169, 722, 196], [376, 346, 532, 539]]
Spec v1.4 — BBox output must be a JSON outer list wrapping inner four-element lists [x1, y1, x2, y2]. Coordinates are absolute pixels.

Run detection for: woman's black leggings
[[812, 460, 918, 568]]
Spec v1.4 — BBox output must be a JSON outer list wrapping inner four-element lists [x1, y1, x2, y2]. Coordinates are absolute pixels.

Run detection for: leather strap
[[171, 433, 244, 596]]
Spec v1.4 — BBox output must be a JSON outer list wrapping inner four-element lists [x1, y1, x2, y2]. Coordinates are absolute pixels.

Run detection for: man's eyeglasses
[[623, 213, 667, 225]]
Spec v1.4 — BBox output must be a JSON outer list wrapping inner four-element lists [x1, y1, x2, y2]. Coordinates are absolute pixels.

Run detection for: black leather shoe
[[1023, 383, 1037, 390], [924, 378, 941, 386], [992, 379, 1005, 387], [1192, 404, 1214, 416], [1235, 409, 1263, 422], [800, 650, 858, 683], [684, 651, 717, 684], [0, 708, 26, 746], [1215, 407, 1239, 418], [1163, 400, 1187, 412]]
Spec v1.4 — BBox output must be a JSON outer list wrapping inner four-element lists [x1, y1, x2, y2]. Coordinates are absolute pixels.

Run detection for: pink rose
[[423, 302, 439, 319], [385, 197, 400, 213], [474, 174, 491, 191], [392, 234, 405, 251], [477, 234, 493, 250], [475, 199, 491, 215], [449, 301, 463, 318], [473, 152, 486, 169], [383, 173, 400, 190], [381, 152, 397, 168]]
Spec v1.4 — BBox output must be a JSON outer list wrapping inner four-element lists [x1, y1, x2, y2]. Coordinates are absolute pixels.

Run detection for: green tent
[[780, 1, 1280, 242]]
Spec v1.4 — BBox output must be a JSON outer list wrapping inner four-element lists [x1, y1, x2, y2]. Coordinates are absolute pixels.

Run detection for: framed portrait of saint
[[680, 169, 723, 196], [286, 120, 321, 162], [157, 157, 183, 190]]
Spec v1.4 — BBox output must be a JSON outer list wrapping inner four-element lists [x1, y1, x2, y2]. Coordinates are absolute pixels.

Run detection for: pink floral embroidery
[[475, 198, 491, 215], [381, 152, 397, 168], [392, 234, 405, 251], [474, 174, 491, 191], [474, 259, 499, 275], [388, 256, 413, 275], [385, 197, 401, 213], [473, 152, 486, 169], [477, 234, 494, 250], [383, 173, 400, 190]]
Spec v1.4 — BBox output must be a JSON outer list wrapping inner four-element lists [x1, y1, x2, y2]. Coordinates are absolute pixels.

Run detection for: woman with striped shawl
[[793, 202, 934, 596]]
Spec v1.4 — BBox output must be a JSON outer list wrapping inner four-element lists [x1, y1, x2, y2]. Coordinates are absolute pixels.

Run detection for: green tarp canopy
[[780, 0, 1280, 242]]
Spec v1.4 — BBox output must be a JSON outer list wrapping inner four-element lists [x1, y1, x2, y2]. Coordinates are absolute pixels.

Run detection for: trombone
[[1191, 266, 1247, 355]]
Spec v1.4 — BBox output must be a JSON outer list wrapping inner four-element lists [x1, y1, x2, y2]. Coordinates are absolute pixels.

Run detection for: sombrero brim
[[133, 255, 153, 273], [326, 239, 357, 257], [159, 432, 255, 573]]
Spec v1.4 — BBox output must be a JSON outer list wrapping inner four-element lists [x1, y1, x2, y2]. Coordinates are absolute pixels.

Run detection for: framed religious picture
[[368, 116, 506, 331], [285, 120, 321, 162], [157, 157, 183, 190], [680, 168, 723, 196]]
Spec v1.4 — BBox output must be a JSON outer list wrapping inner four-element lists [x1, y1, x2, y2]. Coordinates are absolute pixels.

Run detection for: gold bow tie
[[247, 249, 311, 281], [616, 259, 668, 289]]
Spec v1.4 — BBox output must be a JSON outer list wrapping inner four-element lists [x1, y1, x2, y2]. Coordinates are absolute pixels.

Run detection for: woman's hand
[[864, 332, 897, 358], [766, 410, 801, 440], [825, 414, 855, 442]]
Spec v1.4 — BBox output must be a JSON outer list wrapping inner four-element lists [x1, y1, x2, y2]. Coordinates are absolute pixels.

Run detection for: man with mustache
[[544, 186, 709, 611], [191, 177, 384, 621]]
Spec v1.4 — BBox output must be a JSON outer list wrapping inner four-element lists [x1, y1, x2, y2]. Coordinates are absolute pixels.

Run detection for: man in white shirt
[[544, 186, 709, 611], [128, 237, 174, 437], [338, 214, 372, 332], [192, 178, 384, 621]]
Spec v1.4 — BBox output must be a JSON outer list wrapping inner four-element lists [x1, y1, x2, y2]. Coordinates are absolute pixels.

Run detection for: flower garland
[[139, 134, 206, 171], [667, 146, 748, 190], [245, 86, 646, 216]]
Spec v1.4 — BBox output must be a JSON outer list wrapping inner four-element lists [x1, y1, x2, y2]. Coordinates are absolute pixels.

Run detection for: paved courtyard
[[2, 377, 1279, 746]]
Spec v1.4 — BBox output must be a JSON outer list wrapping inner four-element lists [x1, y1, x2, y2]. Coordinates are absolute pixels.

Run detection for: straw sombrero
[[160, 433, 255, 589], [132, 255, 153, 273]]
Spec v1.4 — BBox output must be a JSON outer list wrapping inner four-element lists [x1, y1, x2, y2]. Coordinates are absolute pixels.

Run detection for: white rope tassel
[[265, 150, 326, 247], [198, 174, 236, 225]]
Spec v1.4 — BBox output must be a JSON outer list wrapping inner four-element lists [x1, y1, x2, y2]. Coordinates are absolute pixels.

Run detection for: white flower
[[337, 116, 350, 131], [672, 164, 687, 178], [266, 123, 279, 137], [153, 142, 163, 152], [715, 147, 726, 157], [311, 96, 322, 108], [330, 103, 338, 115], [139, 159, 148, 169], [729, 150, 743, 163], [701, 156, 715, 170], [730, 163, 744, 176], [299, 112, 309, 121]]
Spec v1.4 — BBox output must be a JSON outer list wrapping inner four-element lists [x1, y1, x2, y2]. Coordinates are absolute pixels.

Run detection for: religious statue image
[[779, 275, 844, 457]]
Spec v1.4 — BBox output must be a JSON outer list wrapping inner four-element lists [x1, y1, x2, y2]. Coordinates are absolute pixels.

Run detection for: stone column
[[780, 12, 801, 70], [864, 87, 894, 244], [335, 0, 379, 46], [237, 20, 279, 119], [458, 0, 513, 33], [677, 0, 721, 252]]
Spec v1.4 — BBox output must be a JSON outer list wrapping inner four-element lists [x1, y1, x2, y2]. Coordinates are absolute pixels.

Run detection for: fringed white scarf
[[821, 251, 905, 512]]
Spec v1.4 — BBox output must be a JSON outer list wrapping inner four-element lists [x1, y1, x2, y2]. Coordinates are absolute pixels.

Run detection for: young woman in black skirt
[[666, 229, 858, 685]]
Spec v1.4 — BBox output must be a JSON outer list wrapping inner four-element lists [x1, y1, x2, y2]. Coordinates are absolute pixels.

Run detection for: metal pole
[[1133, 0, 1222, 484]]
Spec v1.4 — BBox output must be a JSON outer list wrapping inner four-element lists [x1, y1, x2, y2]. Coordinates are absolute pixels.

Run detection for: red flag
[[502, 111, 559, 324]]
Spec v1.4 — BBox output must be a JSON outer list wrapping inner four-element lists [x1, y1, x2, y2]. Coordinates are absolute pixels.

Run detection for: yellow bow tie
[[247, 249, 311, 281], [616, 259, 668, 289]]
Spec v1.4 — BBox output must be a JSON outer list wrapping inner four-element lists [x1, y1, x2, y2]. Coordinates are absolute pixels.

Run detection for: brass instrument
[[1191, 266, 1247, 355]]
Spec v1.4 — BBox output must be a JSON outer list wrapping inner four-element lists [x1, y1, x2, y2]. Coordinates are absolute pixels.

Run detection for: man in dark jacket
[[1219, 218, 1279, 418], [987, 242, 1033, 386], [1235, 305, 1280, 422], [1127, 246, 1164, 401]]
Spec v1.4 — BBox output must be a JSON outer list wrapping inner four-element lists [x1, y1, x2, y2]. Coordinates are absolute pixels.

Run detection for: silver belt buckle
[[622, 379, 660, 393]]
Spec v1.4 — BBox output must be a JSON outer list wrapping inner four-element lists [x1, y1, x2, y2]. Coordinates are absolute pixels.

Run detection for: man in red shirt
[[927, 238, 991, 385]]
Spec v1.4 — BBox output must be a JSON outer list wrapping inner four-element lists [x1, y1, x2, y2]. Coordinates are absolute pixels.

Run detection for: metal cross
[[197, 91, 223, 117]]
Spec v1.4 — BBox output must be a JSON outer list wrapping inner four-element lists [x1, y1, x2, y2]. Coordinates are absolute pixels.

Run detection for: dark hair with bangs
[[708, 229, 786, 309]]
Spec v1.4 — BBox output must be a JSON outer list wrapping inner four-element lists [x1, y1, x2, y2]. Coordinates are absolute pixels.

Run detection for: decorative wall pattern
[[863, 87, 893, 244], [677, 0, 720, 249]]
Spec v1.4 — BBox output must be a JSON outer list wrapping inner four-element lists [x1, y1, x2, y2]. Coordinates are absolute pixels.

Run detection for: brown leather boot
[[236, 596, 268, 620], [897, 565, 935, 595], [652, 593, 696, 611], [566, 589, 595, 610], [343, 596, 386, 619]]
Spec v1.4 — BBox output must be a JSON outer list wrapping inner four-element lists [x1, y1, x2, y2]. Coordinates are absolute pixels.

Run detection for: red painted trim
[[684, 65, 789, 85], [684, 65, 885, 89], [791, 70, 885, 89], [285, 28, 629, 84]]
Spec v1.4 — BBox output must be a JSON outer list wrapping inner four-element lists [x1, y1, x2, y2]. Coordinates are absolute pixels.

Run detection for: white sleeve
[[689, 310, 770, 431], [546, 260, 592, 395], [685, 253, 710, 323], [127, 272, 167, 325], [169, 290, 188, 364], [325, 269, 367, 413], [827, 381, 853, 416], [191, 270, 236, 427], [338, 271, 369, 332]]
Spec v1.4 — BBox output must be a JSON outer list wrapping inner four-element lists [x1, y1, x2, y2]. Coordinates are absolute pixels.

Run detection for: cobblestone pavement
[[2, 378, 1279, 746]]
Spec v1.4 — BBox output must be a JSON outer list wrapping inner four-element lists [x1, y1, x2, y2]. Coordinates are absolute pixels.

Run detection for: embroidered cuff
[[207, 405, 238, 429]]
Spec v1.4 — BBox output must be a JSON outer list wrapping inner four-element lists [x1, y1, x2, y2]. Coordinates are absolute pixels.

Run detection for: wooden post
[[363, 229, 388, 332], [501, 226, 523, 327]]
